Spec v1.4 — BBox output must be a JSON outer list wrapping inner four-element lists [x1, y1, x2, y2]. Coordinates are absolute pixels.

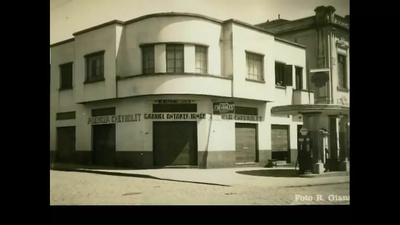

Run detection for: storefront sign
[[154, 100, 195, 104], [88, 113, 206, 124], [88, 114, 141, 125], [221, 114, 263, 122], [213, 102, 235, 114], [144, 113, 206, 120]]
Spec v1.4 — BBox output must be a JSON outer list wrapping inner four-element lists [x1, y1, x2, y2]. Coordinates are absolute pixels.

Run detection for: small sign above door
[[213, 102, 235, 114]]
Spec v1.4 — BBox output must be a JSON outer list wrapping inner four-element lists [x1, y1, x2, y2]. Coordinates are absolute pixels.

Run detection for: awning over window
[[271, 104, 349, 116]]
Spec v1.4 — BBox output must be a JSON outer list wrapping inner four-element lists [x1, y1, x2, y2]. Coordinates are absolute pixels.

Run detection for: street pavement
[[50, 165, 350, 205]]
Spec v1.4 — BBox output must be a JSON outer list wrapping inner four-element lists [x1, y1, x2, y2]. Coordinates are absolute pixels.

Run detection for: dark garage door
[[92, 124, 116, 166], [235, 123, 257, 163], [153, 122, 198, 167], [56, 126, 75, 163], [271, 125, 290, 161]]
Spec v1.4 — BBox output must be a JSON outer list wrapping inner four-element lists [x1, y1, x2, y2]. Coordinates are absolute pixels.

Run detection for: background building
[[256, 6, 350, 172], [50, 12, 313, 169]]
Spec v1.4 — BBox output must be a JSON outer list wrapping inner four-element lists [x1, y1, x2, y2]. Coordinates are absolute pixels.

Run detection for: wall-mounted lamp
[[297, 112, 302, 120], [319, 128, 330, 135]]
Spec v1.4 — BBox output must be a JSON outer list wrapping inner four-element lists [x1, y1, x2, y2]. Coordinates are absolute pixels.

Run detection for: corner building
[[50, 13, 313, 168], [257, 6, 350, 172]]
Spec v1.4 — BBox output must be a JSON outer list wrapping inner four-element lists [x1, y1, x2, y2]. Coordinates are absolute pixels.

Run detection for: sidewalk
[[51, 163, 349, 188]]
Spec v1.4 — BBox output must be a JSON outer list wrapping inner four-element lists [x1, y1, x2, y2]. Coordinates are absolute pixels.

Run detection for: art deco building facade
[[50, 12, 313, 169]]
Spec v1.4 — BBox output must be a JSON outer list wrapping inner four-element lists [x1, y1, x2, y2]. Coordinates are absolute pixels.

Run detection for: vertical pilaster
[[303, 113, 324, 174], [329, 116, 339, 170], [339, 115, 349, 171]]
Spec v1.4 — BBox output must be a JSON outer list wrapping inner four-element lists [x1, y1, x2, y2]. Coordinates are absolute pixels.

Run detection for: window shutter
[[284, 65, 293, 86]]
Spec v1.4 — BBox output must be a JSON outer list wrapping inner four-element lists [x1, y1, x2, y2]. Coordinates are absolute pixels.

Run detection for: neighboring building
[[256, 6, 350, 173], [50, 12, 313, 169]]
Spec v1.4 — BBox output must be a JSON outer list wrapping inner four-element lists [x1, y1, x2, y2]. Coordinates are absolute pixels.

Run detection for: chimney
[[314, 6, 326, 15], [315, 5, 336, 24], [326, 6, 336, 14], [278, 14, 280, 19]]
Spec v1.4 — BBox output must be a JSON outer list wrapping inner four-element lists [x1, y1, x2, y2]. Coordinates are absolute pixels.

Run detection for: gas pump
[[297, 127, 313, 174]]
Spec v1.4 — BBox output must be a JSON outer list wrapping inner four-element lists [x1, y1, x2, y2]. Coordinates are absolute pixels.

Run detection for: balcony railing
[[117, 73, 233, 98], [292, 89, 314, 105]]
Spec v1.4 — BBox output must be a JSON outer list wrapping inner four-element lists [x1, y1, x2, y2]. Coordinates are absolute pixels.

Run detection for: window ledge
[[294, 89, 315, 93], [58, 87, 73, 91], [235, 162, 258, 165], [84, 77, 105, 84], [337, 86, 349, 92], [118, 73, 233, 80], [275, 85, 286, 89], [245, 78, 265, 83]]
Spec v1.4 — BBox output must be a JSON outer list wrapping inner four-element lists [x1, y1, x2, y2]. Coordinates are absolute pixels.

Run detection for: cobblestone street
[[50, 168, 349, 205]]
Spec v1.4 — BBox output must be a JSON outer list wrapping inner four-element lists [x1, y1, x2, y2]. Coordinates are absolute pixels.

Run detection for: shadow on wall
[[198, 150, 208, 169], [50, 162, 135, 170], [236, 169, 298, 178]]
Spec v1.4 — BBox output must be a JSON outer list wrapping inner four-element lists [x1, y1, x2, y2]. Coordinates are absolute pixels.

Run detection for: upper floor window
[[246, 52, 264, 81], [275, 62, 293, 87], [142, 45, 155, 74], [56, 111, 76, 120], [295, 66, 303, 90], [85, 51, 104, 82], [195, 45, 208, 74], [166, 44, 184, 73], [59, 62, 73, 90], [337, 54, 347, 89]]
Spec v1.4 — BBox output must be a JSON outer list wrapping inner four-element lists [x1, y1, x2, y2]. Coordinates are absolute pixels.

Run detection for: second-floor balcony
[[292, 89, 314, 105], [117, 73, 233, 98]]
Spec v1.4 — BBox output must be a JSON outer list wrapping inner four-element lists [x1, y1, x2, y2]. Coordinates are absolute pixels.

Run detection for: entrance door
[[92, 124, 116, 166], [56, 126, 75, 163], [153, 122, 197, 167], [271, 125, 290, 162], [235, 123, 257, 163]]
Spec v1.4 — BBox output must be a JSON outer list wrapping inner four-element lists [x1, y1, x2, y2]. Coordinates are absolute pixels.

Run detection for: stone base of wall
[[198, 150, 236, 168], [49, 149, 274, 169], [198, 149, 272, 168], [258, 149, 272, 167], [50, 151, 56, 169], [50, 151, 56, 163], [75, 151, 92, 165], [115, 151, 153, 169], [289, 148, 298, 164]]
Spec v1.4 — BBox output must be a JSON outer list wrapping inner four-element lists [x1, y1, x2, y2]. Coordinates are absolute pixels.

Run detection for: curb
[[283, 180, 350, 188]]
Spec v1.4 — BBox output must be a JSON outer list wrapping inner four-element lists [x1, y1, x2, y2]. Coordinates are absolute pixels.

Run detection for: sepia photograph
[[50, 0, 350, 205]]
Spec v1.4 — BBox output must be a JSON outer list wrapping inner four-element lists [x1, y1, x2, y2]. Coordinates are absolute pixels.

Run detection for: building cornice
[[224, 19, 274, 36], [274, 23, 349, 37], [72, 12, 223, 38], [255, 16, 314, 29], [274, 37, 306, 49], [51, 12, 310, 49], [73, 20, 124, 36], [124, 12, 223, 25], [50, 38, 75, 48]]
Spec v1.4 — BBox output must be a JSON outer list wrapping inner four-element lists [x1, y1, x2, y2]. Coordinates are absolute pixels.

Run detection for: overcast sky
[[50, 0, 350, 44]]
